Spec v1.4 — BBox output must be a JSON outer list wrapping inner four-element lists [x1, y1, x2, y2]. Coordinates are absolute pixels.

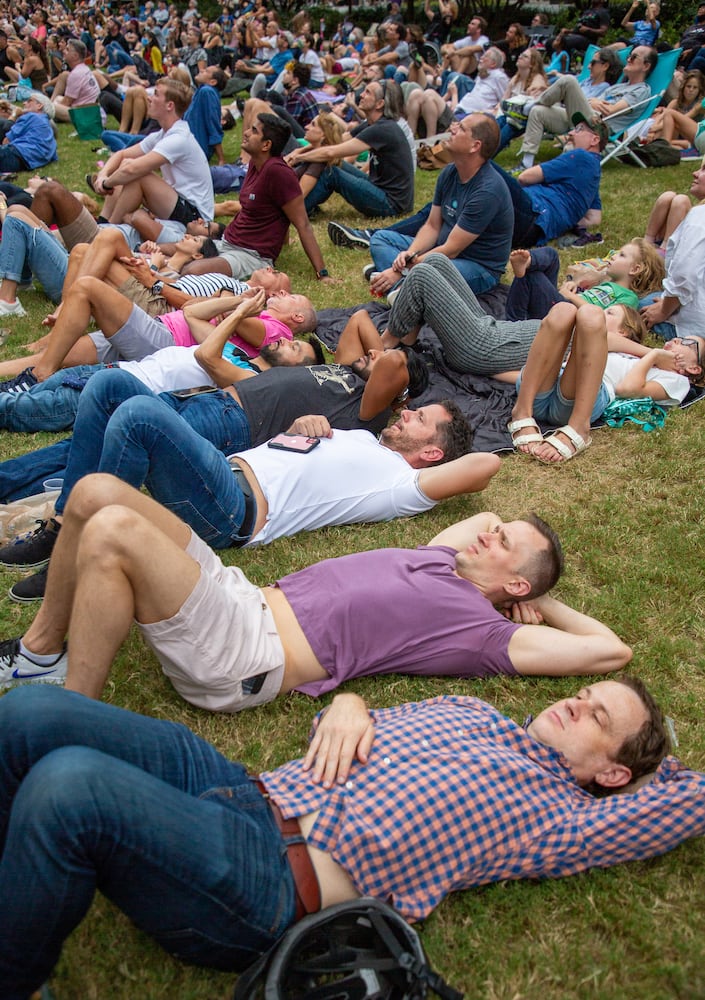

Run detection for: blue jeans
[[106, 41, 134, 71], [101, 129, 144, 151], [0, 364, 104, 433], [0, 439, 72, 502], [57, 369, 253, 547], [370, 230, 498, 293], [638, 292, 676, 340], [506, 246, 563, 320], [0, 686, 296, 998], [305, 161, 394, 218], [0, 215, 69, 302]]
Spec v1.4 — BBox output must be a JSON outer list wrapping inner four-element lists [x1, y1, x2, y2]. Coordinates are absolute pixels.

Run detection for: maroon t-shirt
[[222, 157, 302, 262]]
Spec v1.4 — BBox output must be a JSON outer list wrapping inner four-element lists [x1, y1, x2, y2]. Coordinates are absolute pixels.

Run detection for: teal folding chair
[[601, 47, 682, 166]]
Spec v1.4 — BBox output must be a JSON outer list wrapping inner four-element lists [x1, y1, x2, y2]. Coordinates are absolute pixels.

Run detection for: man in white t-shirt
[[90, 78, 214, 227], [441, 15, 490, 79]]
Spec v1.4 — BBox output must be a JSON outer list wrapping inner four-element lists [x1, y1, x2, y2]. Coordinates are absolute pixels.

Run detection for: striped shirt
[[262, 696, 705, 922], [170, 274, 251, 297]]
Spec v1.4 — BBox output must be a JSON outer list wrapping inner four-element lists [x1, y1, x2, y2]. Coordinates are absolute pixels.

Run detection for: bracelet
[[316, 268, 329, 279]]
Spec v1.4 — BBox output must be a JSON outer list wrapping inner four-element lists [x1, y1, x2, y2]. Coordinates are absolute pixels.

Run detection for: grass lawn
[[1, 116, 705, 1000]]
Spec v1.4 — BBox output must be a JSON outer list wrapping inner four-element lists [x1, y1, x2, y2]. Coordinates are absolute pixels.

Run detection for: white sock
[[521, 153, 534, 169], [19, 639, 62, 665]]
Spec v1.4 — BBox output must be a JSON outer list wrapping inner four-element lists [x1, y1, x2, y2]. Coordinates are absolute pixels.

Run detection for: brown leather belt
[[254, 779, 321, 922]]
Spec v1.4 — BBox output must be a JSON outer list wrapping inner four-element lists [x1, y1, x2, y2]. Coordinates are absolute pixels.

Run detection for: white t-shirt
[[453, 32, 490, 51], [299, 49, 325, 84], [663, 205, 705, 339], [118, 345, 216, 393], [235, 428, 436, 545], [140, 120, 215, 220], [602, 352, 690, 406], [457, 69, 509, 114]]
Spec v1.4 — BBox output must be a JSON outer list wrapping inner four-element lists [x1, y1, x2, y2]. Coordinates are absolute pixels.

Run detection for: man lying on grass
[[0, 486, 630, 706], [5, 674, 705, 998]]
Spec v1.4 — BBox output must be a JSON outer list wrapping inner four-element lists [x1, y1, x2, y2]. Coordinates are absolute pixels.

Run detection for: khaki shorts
[[117, 275, 168, 317], [60, 206, 100, 251], [139, 530, 286, 713]]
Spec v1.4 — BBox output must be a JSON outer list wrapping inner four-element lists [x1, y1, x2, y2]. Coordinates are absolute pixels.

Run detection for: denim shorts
[[517, 372, 611, 426]]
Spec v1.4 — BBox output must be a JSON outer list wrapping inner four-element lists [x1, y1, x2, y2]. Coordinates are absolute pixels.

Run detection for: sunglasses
[[680, 338, 702, 367]]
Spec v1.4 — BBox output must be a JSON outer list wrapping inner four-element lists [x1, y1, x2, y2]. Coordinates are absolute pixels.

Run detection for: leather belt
[[228, 460, 256, 546], [254, 779, 321, 922]]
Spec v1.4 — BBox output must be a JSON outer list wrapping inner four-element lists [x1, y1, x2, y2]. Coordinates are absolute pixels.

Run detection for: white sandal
[[536, 425, 591, 463], [508, 417, 543, 452]]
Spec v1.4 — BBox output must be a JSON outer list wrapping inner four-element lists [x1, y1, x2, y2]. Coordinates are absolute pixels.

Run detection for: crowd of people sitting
[[0, 2, 704, 999]]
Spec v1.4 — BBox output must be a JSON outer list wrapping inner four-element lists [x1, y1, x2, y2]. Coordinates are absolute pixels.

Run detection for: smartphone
[[267, 433, 320, 454], [171, 385, 219, 398]]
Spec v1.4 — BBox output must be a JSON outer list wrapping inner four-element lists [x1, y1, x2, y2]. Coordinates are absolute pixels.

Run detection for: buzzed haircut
[[468, 112, 500, 160], [517, 513, 564, 599]]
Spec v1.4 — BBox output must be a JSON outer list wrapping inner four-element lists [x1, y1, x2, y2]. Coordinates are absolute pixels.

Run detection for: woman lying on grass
[[508, 301, 705, 464]]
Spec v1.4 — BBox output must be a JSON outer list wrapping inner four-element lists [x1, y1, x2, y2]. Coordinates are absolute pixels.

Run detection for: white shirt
[[662, 205, 705, 338]]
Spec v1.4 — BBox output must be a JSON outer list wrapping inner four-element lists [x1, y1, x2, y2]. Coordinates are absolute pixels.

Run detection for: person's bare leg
[[106, 174, 177, 224], [20, 474, 196, 697], [405, 88, 423, 135], [664, 195, 692, 243], [661, 108, 698, 146], [119, 88, 135, 132], [422, 90, 446, 137], [31, 277, 133, 381], [30, 180, 85, 228], [645, 191, 676, 244], [510, 301, 577, 454], [122, 208, 164, 241], [128, 88, 149, 132], [75, 227, 133, 282], [0, 277, 18, 305], [532, 304, 606, 463]]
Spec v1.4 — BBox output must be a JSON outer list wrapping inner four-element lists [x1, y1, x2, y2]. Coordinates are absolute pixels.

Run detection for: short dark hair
[[402, 347, 430, 398], [430, 398, 474, 463], [611, 676, 670, 781], [200, 237, 221, 258], [209, 67, 227, 91], [257, 112, 291, 157], [222, 108, 236, 130], [303, 334, 325, 365], [467, 112, 500, 160], [292, 62, 311, 87], [517, 513, 564, 598]]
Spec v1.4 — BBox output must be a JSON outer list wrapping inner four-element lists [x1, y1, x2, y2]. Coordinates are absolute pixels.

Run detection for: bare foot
[[509, 249, 531, 279], [215, 199, 240, 216]]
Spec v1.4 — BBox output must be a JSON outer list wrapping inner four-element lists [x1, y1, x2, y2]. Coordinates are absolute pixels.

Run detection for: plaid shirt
[[262, 696, 705, 922], [285, 87, 319, 128]]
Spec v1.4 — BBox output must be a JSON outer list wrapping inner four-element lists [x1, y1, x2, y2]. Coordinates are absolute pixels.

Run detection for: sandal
[[535, 425, 591, 464], [508, 417, 543, 453]]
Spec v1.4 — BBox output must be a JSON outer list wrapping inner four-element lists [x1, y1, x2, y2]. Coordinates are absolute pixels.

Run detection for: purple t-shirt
[[278, 545, 520, 695]]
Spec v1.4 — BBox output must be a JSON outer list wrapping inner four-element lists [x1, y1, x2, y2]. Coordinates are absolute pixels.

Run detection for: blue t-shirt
[[526, 149, 601, 243], [432, 161, 513, 278], [632, 18, 660, 45], [7, 113, 57, 169]]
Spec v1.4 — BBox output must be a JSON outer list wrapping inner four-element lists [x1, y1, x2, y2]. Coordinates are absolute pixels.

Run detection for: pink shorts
[[138, 531, 285, 712]]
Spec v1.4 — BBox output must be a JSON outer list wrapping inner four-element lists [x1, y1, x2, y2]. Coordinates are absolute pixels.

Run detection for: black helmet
[[233, 898, 463, 1000]]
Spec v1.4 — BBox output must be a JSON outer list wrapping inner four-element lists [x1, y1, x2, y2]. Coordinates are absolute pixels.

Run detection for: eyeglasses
[[626, 53, 641, 62], [572, 123, 592, 134], [680, 338, 702, 367]]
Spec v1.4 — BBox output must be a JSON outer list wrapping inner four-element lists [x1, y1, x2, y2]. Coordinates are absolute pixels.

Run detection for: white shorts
[[138, 530, 285, 712]]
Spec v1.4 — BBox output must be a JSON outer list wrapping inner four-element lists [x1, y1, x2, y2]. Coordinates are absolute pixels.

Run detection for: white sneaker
[[0, 637, 67, 688], [362, 264, 376, 282], [0, 298, 26, 317], [387, 287, 401, 307]]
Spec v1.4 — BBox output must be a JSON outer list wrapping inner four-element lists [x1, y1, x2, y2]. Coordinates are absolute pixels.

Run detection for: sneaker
[[0, 367, 38, 394], [387, 286, 401, 307], [9, 567, 48, 603], [572, 228, 604, 247], [362, 263, 376, 282], [0, 517, 61, 568], [328, 221, 373, 250], [0, 297, 25, 317], [0, 636, 66, 688]]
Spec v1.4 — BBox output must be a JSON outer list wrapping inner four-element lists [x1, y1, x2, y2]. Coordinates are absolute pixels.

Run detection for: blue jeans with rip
[[0, 686, 296, 999], [305, 161, 394, 218], [56, 368, 253, 547], [0, 215, 68, 302], [101, 129, 144, 152], [370, 230, 498, 293]]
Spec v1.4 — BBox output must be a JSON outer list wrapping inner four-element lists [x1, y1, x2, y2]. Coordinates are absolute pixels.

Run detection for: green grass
[[2, 119, 705, 1000]]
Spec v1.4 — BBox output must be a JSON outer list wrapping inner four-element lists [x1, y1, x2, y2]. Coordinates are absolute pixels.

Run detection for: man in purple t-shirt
[[184, 112, 334, 283], [4, 506, 631, 711]]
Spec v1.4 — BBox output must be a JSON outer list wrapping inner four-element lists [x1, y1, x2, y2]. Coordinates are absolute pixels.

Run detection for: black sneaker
[[0, 367, 37, 394], [327, 222, 373, 250], [0, 518, 60, 568], [9, 567, 48, 603]]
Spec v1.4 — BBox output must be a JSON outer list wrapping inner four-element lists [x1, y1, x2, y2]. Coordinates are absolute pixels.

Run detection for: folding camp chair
[[600, 47, 681, 166]]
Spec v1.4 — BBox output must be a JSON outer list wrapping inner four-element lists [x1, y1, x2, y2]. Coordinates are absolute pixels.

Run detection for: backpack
[[619, 138, 681, 167]]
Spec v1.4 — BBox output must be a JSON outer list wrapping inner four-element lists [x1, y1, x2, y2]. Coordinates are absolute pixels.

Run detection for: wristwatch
[[152, 279, 164, 294], [316, 268, 329, 280]]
